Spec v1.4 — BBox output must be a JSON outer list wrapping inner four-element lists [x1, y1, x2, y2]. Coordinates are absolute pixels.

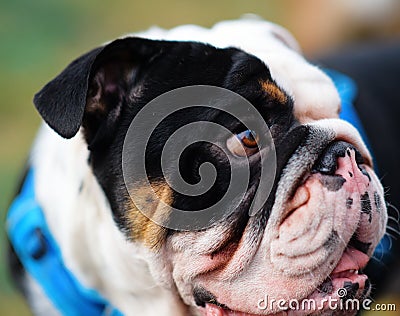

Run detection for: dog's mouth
[[317, 245, 370, 297], [199, 243, 370, 316]]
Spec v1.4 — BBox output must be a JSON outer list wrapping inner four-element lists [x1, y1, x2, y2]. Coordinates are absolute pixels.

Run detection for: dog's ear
[[34, 37, 161, 148]]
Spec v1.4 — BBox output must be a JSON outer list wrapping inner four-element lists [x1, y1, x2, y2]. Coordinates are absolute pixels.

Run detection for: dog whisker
[[385, 227, 399, 239], [337, 234, 348, 248], [387, 202, 400, 221], [370, 255, 385, 264], [387, 215, 400, 224]]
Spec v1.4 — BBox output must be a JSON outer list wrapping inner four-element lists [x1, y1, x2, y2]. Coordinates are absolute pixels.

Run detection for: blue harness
[[6, 169, 122, 316], [6, 70, 389, 316]]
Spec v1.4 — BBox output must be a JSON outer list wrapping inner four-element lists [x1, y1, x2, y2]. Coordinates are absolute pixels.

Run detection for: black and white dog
[[7, 18, 397, 316]]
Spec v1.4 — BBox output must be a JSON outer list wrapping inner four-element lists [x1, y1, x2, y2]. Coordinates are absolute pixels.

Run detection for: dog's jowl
[[7, 18, 388, 316]]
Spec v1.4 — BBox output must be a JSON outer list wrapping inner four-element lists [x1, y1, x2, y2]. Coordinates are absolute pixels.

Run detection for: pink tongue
[[205, 304, 258, 316], [205, 304, 225, 316], [332, 247, 369, 274]]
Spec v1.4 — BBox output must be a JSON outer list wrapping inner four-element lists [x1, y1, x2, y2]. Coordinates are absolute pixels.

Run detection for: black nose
[[313, 141, 364, 175]]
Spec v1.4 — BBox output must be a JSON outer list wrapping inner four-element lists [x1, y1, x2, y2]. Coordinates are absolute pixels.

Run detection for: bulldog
[[7, 18, 389, 315]]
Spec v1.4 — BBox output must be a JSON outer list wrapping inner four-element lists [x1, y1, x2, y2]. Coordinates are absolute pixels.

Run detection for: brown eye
[[238, 130, 258, 148], [227, 130, 259, 157]]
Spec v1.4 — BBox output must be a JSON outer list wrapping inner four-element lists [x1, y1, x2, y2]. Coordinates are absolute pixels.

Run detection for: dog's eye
[[239, 130, 258, 148], [227, 130, 259, 156]]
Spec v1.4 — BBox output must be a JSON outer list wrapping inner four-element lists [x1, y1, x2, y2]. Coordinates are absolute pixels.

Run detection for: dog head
[[33, 20, 387, 315]]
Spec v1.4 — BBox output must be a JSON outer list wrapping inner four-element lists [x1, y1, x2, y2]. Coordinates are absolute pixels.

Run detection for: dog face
[[34, 25, 387, 315]]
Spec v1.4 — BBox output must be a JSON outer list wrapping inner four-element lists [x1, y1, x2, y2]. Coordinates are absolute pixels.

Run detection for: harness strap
[[7, 169, 122, 316]]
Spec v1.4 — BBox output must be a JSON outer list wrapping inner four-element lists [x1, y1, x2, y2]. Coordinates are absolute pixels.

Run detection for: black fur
[[33, 47, 102, 138], [32, 37, 298, 238]]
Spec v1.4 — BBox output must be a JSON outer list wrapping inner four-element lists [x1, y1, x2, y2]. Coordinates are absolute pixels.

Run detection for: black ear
[[33, 37, 161, 145], [33, 46, 102, 139]]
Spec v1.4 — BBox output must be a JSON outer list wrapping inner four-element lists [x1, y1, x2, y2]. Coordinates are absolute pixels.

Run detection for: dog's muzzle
[[180, 120, 388, 316]]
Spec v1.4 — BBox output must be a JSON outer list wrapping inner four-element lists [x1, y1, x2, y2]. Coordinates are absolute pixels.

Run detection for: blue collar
[[6, 169, 123, 316], [6, 70, 389, 315]]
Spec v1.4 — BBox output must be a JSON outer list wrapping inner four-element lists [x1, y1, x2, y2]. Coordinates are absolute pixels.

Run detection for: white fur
[[30, 17, 342, 315], [133, 16, 341, 122], [32, 125, 185, 316]]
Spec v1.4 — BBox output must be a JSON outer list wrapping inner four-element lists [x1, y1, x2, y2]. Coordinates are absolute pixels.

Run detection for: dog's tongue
[[205, 304, 226, 316], [331, 246, 369, 275], [205, 304, 259, 316]]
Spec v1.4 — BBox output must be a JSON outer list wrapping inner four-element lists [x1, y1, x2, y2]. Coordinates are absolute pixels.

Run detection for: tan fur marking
[[260, 81, 287, 104], [125, 182, 173, 249]]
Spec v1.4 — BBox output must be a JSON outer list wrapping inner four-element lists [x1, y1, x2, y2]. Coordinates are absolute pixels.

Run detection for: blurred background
[[1, 0, 400, 315]]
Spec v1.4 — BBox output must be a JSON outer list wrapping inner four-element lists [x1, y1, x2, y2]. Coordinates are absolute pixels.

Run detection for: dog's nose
[[313, 141, 365, 175]]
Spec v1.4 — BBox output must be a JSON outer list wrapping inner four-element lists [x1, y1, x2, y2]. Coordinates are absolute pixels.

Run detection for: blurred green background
[[1, 0, 399, 315]]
